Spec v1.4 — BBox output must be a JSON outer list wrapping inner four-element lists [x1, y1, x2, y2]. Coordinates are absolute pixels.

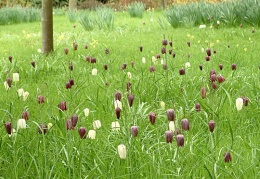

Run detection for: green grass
[[0, 9, 260, 178]]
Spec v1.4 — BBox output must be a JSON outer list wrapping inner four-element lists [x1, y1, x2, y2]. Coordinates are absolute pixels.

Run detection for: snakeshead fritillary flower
[[92, 68, 97, 75], [118, 144, 126, 159], [22, 110, 29, 120], [114, 100, 122, 110], [23, 91, 29, 101], [208, 120, 215, 132], [78, 127, 87, 139], [88, 130, 96, 139], [224, 152, 232, 163], [17, 88, 24, 96], [127, 72, 132, 79], [93, 120, 101, 129], [71, 114, 78, 127], [169, 121, 175, 132], [127, 94, 134, 107], [236, 98, 244, 111], [84, 108, 90, 117], [130, 126, 138, 137], [13, 73, 19, 82], [111, 121, 120, 131], [5, 122, 12, 135], [149, 112, 156, 125], [165, 131, 173, 143], [17, 119, 26, 130], [114, 92, 122, 101], [201, 87, 206, 99], [181, 118, 190, 131], [58, 101, 67, 111], [176, 134, 184, 147], [166, 109, 175, 121], [160, 101, 165, 110], [142, 57, 146, 63], [38, 124, 48, 134]]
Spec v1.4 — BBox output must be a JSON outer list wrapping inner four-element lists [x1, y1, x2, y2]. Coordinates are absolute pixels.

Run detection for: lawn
[[0, 7, 260, 178]]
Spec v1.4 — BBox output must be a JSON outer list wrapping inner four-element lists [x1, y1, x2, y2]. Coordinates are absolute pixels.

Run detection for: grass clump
[[127, 2, 146, 18], [0, 7, 41, 25]]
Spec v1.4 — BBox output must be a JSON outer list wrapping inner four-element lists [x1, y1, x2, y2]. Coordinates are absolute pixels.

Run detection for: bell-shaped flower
[[185, 62, 191, 68], [169, 121, 175, 132], [5, 122, 12, 135], [47, 123, 53, 129], [93, 120, 101, 129], [142, 57, 146, 64], [92, 68, 97, 76], [87, 130, 96, 139], [23, 91, 29, 101], [17, 88, 24, 97], [236, 97, 243, 111], [13, 73, 19, 82], [176, 134, 184, 147], [160, 101, 165, 110], [166, 109, 175, 121], [114, 100, 122, 110], [127, 72, 132, 79], [4, 81, 10, 91], [84, 108, 90, 117], [17, 119, 26, 130], [111, 121, 120, 131], [117, 144, 126, 159], [181, 118, 190, 131], [130, 126, 138, 137], [165, 131, 173, 143], [78, 127, 87, 139]]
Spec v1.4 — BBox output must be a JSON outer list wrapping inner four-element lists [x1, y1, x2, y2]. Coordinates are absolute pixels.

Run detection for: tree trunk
[[69, 0, 77, 11], [42, 0, 54, 54], [162, 0, 166, 10]]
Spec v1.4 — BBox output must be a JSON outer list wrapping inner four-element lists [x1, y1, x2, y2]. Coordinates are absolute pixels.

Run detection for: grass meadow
[[0, 5, 260, 179]]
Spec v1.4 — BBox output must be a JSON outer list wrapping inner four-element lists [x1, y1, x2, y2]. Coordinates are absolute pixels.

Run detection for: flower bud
[[149, 112, 156, 125], [71, 114, 78, 127], [91, 58, 96, 63], [126, 82, 131, 91], [231, 63, 236, 70], [187, 41, 190, 47], [219, 64, 223, 70], [166, 109, 175, 121], [218, 75, 225, 83], [58, 101, 67, 111], [208, 120, 215, 132], [78, 127, 87, 139], [13, 73, 19, 82], [66, 82, 71, 89], [243, 97, 249, 106], [149, 66, 155, 72], [139, 46, 143, 52], [199, 64, 203, 71], [131, 61, 134, 68], [201, 87, 206, 99], [162, 39, 168, 46], [22, 110, 29, 120], [205, 56, 210, 61], [236, 97, 243, 111], [224, 152, 232, 163], [179, 68, 185, 75], [127, 94, 134, 107], [127, 72, 132, 79], [118, 144, 126, 159], [8, 56, 12, 63], [37, 95, 45, 104], [185, 62, 191, 68], [88, 130, 96, 139], [130, 126, 138, 137], [181, 118, 190, 131], [69, 62, 73, 71], [17, 118, 26, 129], [47, 123, 53, 129], [64, 48, 69, 55], [195, 103, 201, 112], [206, 48, 211, 56], [176, 134, 184, 147], [160, 101, 165, 110], [5, 122, 12, 135], [66, 119, 74, 130], [212, 82, 217, 89], [38, 124, 47, 134], [114, 92, 122, 101], [115, 107, 121, 119], [86, 56, 91, 62], [6, 77, 12, 87], [31, 61, 36, 68], [73, 43, 78, 50], [93, 120, 101, 129], [84, 108, 90, 117], [210, 74, 217, 82], [169, 41, 173, 47], [142, 57, 146, 63], [161, 47, 166, 54], [165, 131, 173, 143], [111, 121, 120, 131], [105, 48, 109, 54], [104, 64, 108, 70], [69, 79, 74, 86]]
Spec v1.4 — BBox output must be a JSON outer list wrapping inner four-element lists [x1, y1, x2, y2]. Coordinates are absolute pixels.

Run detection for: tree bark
[[42, 0, 54, 54], [69, 0, 77, 11], [162, 0, 166, 10]]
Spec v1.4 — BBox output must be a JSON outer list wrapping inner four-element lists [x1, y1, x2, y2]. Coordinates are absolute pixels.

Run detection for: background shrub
[[127, 2, 146, 18]]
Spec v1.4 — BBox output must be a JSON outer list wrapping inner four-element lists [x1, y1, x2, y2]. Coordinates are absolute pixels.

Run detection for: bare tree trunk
[[69, 0, 77, 10], [42, 0, 53, 54], [162, 0, 166, 10]]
